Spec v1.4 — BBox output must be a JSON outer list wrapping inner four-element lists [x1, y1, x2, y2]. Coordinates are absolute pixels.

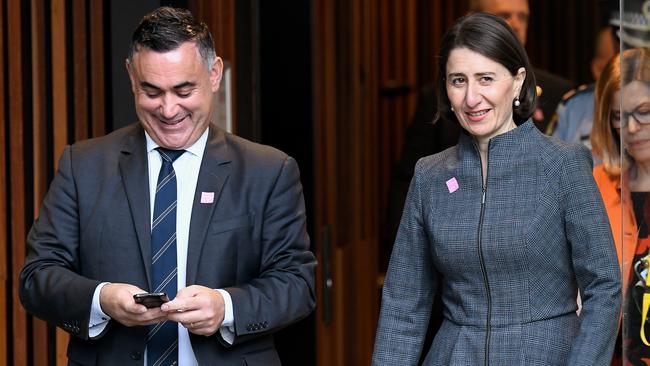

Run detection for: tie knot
[[157, 147, 185, 163]]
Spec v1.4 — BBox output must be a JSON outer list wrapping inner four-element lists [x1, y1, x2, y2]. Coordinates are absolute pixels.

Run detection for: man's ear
[[125, 58, 137, 94], [210, 57, 224, 92]]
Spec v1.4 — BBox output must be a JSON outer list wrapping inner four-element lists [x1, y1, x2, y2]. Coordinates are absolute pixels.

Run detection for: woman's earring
[[513, 97, 521, 107], [451, 106, 454, 111]]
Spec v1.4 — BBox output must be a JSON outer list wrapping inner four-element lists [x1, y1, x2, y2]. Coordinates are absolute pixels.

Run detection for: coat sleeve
[[222, 156, 316, 346], [372, 158, 437, 365], [563, 144, 621, 365], [19, 146, 100, 340]]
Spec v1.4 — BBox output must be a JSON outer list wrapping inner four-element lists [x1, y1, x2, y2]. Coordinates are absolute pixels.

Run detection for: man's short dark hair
[[128, 6, 216, 68]]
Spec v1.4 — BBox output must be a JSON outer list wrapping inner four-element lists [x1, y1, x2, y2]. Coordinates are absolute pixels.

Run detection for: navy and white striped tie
[[148, 147, 184, 366]]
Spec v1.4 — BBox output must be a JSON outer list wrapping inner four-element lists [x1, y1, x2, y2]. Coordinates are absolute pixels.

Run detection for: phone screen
[[133, 292, 169, 308]]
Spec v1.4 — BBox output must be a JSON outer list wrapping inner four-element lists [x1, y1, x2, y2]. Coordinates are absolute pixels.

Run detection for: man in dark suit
[[19, 7, 315, 366]]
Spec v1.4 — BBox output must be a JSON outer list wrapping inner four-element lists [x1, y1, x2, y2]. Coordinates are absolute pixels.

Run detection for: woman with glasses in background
[[592, 47, 650, 365]]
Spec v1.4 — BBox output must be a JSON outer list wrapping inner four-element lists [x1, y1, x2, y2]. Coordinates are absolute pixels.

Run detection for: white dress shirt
[[88, 127, 235, 365]]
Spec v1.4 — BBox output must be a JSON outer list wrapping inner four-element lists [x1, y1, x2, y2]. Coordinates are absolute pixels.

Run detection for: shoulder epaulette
[[559, 84, 594, 105]]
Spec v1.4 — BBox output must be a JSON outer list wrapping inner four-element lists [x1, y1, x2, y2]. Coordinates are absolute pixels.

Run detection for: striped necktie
[[148, 147, 184, 366]]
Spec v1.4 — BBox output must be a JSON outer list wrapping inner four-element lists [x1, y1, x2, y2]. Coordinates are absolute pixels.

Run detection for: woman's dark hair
[[128, 7, 216, 68], [434, 12, 536, 125]]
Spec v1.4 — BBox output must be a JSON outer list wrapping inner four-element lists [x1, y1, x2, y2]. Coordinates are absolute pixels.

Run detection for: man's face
[[127, 42, 223, 149], [478, 0, 530, 45]]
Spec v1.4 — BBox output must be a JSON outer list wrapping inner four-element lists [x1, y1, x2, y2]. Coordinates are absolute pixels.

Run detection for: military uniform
[[551, 84, 595, 148]]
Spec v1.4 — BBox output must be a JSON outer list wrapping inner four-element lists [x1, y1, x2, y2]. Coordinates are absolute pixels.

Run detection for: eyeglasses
[[611, 109, 650, 128]]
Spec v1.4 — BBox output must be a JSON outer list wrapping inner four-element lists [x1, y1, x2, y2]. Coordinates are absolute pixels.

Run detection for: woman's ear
[[514, 67, 526, 96]]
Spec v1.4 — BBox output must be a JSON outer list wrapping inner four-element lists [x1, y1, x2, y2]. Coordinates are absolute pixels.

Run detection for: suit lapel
[[187, 127, 231, 285], [118, 126, 153, 289]]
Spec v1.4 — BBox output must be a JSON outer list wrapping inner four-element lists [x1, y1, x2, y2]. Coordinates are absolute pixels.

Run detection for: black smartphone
[[133, 292, 169, 308]]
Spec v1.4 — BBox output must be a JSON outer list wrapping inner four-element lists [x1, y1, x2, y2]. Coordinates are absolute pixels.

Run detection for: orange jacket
[[593, 165, 638, 289]]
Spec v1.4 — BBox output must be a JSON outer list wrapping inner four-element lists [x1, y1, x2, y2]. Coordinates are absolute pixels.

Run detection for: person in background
[[592, 47, 650, 365], [384, 0, 572, 261], [553, 0, 650, 147], [373, 12, 620, 365], [551, 26, 618, 146], [19, 7, 315, 365]]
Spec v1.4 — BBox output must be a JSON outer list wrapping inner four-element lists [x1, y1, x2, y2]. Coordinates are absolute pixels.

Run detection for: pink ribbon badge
[[200, 192, 214, 204], [446, 177, 459, 193]]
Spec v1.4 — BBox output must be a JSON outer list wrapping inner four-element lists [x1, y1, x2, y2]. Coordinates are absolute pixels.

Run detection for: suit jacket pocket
[[211, 213, 253, 235], [242, 347, 281, 366]]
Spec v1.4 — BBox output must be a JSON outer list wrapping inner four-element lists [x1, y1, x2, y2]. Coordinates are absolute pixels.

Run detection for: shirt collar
[[144, 127, 209, 158]]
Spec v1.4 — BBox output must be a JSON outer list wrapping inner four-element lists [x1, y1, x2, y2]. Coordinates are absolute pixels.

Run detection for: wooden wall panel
[[8, 1, 29, 365], [52, 1, 74, 363], [31, 2, 51, 364], [0, 0, 6, 363], [73, 0, 88, 141], [89, 0, 106, 137], [32, 0, 48, 218], [2, 0, 110, 364], [51, 0, 68, 167]]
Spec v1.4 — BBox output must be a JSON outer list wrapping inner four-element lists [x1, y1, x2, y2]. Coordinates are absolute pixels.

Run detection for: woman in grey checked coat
[[372, 13, 621, 366]]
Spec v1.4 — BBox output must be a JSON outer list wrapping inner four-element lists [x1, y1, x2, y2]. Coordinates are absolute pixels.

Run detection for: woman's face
[[446, 47, 525, 143], [615, 81, 650, 163]]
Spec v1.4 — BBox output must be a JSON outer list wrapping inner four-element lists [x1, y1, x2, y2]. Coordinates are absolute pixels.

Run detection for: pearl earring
[[451, 106, 454, 111], [513, 98, 521, 107]]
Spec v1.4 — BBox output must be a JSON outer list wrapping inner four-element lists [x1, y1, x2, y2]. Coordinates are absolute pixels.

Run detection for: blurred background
[[0, 0, 624, 365]]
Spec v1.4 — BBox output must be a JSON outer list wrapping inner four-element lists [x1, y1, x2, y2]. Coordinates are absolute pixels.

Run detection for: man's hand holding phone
[[99, 283, 168, 327]]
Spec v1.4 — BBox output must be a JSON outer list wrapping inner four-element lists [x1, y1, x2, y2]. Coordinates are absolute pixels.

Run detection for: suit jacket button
[[130, 351, 142, 360]]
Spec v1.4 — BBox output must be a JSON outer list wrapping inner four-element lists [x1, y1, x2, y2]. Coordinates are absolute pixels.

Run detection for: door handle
[[320, 225, 333, 324]]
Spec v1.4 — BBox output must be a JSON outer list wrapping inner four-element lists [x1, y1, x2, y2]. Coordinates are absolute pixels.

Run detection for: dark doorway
[[258, 1, 315, 365]]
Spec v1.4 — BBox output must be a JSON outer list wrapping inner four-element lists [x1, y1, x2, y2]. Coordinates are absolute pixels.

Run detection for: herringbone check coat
[[373, 121, 621, 365]]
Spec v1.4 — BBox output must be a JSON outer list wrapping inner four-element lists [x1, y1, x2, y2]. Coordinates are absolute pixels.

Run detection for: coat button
[[129, 351, 142, 360]]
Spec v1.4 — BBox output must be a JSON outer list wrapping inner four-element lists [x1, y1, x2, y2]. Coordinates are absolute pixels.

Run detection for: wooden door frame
[[313, 1, 381, 365]]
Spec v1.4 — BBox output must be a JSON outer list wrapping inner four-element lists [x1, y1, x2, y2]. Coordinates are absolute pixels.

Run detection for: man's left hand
[[161, 285, 225, 336]]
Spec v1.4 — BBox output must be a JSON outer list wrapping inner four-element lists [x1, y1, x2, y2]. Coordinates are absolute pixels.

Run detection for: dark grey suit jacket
[[19, 123, 316, 365]]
